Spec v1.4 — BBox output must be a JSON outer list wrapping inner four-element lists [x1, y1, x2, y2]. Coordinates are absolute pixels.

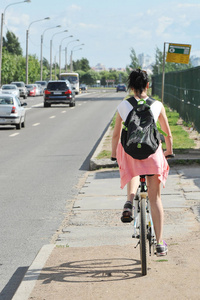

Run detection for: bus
[[60, 72, 79, 94]]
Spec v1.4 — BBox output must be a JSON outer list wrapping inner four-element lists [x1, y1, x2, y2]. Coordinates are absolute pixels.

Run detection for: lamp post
[[26, 17, 50, 84], [0, 0, 31, 86], [70, 44, 84, 71], [64, 39, 79, 72], [50, 30, 68, 80], [59, 35, 73, 76], [40, 25, 61, 81]]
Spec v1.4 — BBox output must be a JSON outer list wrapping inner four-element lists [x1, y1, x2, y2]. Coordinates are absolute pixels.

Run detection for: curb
[[12, 244, 55, 300]]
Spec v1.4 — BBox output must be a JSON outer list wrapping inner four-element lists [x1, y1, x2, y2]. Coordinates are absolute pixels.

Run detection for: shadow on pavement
[[24, 258, 141, 284], [0, 266, 28, 300]]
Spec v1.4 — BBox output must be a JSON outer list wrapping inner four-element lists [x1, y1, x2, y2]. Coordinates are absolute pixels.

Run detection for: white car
[[0, 94, 27, 129], [0, 84, 20, 97]]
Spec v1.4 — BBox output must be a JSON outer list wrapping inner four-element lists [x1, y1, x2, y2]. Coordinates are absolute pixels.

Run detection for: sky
[[1, 0, 200, 69]]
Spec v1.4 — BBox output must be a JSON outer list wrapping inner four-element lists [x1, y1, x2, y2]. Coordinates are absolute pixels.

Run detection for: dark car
[[116, 84, 127, 92], [80, 84, 87, 92], [44, 80, 75, 107]]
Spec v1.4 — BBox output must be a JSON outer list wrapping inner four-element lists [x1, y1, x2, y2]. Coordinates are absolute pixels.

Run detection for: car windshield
[[2, 85, 16, 90], [13, 82, 23, 87], [0, 97, 14, 105], [60, 76, 77, 83], [26, 85, 34, 88], [35, 81, 46, 86], [47, 82, 68, 90]]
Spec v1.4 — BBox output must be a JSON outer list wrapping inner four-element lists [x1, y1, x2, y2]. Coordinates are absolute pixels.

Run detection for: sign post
[[161, 43, 191, 103]]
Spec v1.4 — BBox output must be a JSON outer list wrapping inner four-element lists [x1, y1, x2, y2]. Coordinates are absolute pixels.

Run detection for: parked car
[[25, 84, 37, 96], [44, 80, 75, 107], [0, 94, 27, 129], [10, 81, 28, 99], [116, 84, 127, 92], [35, 81, 47, 91], [80, 84, 87, 92], [0, 84, 20, 97]]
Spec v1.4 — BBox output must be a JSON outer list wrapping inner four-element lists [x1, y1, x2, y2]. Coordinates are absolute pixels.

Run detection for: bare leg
[[147, 175, 163, 244], [127, 176, 140, 203]]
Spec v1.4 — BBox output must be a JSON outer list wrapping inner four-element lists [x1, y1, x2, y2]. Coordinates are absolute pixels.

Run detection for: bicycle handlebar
[[165, 154, 175, 159]]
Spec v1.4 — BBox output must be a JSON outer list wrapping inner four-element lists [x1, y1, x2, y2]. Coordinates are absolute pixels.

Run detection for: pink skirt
[[116, 143, 169, 189]]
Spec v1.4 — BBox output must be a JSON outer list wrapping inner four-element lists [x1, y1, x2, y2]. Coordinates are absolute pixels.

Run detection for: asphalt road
[[0, 89, 123, 300]]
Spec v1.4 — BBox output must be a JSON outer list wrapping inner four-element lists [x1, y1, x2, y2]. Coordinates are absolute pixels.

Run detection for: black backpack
[[121, 96, 161, 160]]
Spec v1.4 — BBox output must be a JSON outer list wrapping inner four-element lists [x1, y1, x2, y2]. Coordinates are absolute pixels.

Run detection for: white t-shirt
[[117, 97, 163, 123]]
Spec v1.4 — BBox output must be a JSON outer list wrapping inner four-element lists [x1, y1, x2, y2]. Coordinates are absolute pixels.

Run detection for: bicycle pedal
[[121, 216, 133, 223]]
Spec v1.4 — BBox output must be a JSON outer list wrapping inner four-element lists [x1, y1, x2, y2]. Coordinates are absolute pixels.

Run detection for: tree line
[[1, 31, 193, 86]]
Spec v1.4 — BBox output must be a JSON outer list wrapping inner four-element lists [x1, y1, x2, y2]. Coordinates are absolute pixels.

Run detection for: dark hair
[[127, 69, 149, 94]]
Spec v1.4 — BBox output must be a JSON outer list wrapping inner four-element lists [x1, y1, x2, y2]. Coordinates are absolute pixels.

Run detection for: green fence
[[152, 66, 200, 132]]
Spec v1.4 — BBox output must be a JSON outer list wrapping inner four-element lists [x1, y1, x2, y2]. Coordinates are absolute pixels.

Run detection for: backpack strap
[[126, 96, 156, 107], [126, 96, 138, 107], [146, 97, 156, 106]]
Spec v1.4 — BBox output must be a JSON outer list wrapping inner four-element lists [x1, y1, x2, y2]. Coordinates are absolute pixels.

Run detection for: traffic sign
[[166, 43, 191, 64]]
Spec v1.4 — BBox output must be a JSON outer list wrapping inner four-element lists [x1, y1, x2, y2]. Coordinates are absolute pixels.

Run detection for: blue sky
[[1, 0, 200, 69]]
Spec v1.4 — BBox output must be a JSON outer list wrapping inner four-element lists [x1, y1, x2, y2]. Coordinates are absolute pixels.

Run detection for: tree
[[73, 58, 90, 72], [82, 70, 100, 85], [28, 55, 41, 82], [76, 70, 86, 83], [1, 48, 17, 83], [152, 47, 163, 75], [3, 31, 22, 56], [129, 48, 141, 70]]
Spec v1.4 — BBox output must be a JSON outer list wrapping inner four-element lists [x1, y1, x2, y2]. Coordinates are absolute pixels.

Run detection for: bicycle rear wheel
[[140, 197, 147, 275]]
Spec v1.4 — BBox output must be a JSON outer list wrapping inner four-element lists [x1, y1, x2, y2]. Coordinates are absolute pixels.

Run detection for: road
[[0, 89, 123, 300]]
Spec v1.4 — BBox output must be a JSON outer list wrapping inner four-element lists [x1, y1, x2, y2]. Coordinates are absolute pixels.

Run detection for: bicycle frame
[[132, 175, 157, 275]]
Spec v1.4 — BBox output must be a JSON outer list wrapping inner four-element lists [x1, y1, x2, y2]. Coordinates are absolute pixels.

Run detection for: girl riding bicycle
[[112, 69, 173, 256]]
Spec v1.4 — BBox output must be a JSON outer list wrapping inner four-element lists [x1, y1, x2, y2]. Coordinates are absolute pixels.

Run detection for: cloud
[[77, 23, 101, 30], [127, 27, 151, 39], [156, 16, 173, 36], [68, 4, 81, 12], [177, 4, 200, 8]]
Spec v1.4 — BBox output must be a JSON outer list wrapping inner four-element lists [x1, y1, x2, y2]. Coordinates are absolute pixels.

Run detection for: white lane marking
[[70, 107, 75, 110], [32, 103, 43, 108], [9, 133, 20, 137], [61, 111, 66, 113], [32, 123, 40, 127], [78, 103, 82, 106], [49, 116, 56, 119], [83, 101, 87, 104]]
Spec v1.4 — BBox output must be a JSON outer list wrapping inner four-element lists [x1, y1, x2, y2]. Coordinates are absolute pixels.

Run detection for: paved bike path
[[12, 165, 200, 299]]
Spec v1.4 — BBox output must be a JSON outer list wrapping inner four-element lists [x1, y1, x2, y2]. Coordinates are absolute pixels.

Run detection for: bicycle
[[132, 154, 175, 276]]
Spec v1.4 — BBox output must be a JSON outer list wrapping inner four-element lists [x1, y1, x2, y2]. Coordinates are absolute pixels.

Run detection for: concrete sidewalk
[[12, 164, 200, 300]]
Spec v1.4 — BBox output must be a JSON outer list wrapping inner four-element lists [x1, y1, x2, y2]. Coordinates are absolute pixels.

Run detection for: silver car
[[0, 94, 27, 129], [0, 84, 20, 97]]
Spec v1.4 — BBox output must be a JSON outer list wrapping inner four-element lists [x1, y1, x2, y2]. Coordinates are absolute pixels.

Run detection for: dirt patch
[[29, 224, 200, 300]]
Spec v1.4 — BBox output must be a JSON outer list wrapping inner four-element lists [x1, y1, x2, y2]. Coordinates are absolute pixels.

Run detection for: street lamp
[[64, 39, 79, 72], [0, 0, 31, 86], [40, 25, 61, 81], [26, 17, 50, 84], [70, 44, 84, 71], [50, 30, 68, 80], [59, 35, 73, 76]]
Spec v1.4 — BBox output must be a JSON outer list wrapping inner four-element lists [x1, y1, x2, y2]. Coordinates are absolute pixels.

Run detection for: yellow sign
[[166, 43, 191, 64]]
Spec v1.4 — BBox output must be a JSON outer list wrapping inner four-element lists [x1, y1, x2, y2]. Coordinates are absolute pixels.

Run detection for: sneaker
[[156, 240, 168, 256]]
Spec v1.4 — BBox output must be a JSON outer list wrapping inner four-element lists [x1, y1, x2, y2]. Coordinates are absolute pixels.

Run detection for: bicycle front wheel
[[140, 197, 147, 276]]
